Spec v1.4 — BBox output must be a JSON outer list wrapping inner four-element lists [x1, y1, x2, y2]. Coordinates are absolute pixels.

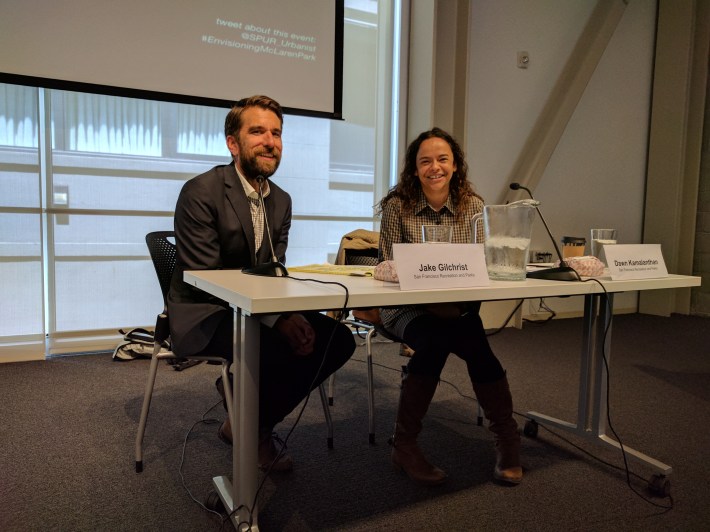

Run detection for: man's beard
[[238, 147, 281, 180]]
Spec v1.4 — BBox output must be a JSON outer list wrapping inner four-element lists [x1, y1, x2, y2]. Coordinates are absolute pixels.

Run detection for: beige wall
[[405, 0, 707, 320]]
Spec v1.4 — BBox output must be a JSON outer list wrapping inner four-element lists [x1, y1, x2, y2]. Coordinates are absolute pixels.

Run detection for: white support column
[[640, 0, 709, 315]]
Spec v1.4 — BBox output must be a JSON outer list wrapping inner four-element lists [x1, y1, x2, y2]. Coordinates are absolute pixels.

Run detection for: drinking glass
[[590, 228, 617, 265], [421, 224, 452, 243]]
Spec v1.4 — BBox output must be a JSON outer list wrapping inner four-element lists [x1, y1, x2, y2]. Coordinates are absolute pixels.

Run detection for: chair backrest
[[145, 231, 177, 308], [335, 229, 379, 267], [342, 242, 386, 326], [342, 247, 379, 267]]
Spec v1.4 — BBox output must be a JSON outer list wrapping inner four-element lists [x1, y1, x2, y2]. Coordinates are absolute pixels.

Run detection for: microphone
[[242, 175, 289, 277], [509, 182, 578, 281]]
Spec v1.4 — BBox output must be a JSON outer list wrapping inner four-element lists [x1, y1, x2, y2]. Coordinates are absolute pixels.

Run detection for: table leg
[[213, 307, 261, 531], [526, 293, 672, 477]]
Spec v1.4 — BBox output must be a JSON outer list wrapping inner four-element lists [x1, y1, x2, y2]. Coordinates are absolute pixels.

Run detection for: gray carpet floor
[[1, 313, 708, 531]]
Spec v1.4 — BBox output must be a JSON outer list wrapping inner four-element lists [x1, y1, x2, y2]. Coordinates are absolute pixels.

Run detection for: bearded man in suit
[[168, 95, 355, 471]]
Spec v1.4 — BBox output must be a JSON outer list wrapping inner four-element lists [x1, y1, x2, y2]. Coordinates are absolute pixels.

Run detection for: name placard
[[392, 243, 489, 290], [604, 244, 668, 280]]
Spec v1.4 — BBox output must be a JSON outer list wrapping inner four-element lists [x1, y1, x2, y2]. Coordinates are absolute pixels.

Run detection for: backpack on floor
[[112, 327, 166, 361]]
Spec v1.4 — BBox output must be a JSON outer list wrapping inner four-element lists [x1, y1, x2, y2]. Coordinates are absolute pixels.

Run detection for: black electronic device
[[509, 183, 578, 282]]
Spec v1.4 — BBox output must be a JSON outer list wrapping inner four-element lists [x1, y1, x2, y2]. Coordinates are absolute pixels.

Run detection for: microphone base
[[243, 262, 289, 277], [526, 265, 579, 282]]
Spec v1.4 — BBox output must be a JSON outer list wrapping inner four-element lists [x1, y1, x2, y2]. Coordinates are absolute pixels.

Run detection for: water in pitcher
[[484, 235, 531, 280], [472, 199, 538, 281]]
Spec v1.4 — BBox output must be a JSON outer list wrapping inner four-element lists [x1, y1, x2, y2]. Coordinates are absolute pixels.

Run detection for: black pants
[[402, 308, 505, 384], [201, 311, 355, 430]]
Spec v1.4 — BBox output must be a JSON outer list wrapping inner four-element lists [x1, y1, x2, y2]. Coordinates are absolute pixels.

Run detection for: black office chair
[[135, 231, 234, 473], [337, 246, 407, 444], [135, 231, 335, 473]]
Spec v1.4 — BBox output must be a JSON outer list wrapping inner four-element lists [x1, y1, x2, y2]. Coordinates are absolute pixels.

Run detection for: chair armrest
[[154, 313, 170, 345]]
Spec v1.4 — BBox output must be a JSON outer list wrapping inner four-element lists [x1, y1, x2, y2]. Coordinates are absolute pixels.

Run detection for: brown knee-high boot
[[390, 373, 447, 486], [472, 376, 523, 484]]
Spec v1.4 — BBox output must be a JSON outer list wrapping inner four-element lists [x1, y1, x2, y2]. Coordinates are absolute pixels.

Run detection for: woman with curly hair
[[377, 127, 522, 486]]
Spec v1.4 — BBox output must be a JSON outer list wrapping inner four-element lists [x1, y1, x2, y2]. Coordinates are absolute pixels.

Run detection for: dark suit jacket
[[167, 163, 292, 356]]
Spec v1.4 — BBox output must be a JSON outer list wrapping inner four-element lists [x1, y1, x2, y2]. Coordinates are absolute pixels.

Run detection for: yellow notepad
[[288, 263, 375, 277]]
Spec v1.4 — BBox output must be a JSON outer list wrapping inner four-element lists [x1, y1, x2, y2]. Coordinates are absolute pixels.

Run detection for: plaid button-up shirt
[[378, 191, 485, 338], [236, 165, 270, 259]]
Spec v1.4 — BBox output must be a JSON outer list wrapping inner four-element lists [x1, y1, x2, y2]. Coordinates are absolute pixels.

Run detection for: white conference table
[[184, 269, 700, 530]]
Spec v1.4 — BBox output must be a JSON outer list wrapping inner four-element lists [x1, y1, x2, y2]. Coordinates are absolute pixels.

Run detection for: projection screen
[[0, 0, 343, 118]]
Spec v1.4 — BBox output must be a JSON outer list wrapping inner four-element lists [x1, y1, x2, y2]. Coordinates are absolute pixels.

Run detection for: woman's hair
[[224, 95, 283, 139], [376, 127, 481, 216]]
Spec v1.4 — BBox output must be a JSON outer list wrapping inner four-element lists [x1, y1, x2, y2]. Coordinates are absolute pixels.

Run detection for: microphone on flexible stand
[[243, 175, 289, 277], [509, 182, 578, 281]]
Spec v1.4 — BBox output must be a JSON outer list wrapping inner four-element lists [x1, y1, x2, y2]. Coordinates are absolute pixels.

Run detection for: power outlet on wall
[[517, 51, 530, 68]]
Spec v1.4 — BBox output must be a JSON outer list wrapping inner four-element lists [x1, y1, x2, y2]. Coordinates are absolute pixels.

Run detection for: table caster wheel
[[523, 420, 539, 438], [205, 490, 226, 513], [648, 474, 670, 497]]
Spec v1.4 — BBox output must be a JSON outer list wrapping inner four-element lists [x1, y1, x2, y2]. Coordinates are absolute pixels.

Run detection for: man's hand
[[275, 313, 316, 356]]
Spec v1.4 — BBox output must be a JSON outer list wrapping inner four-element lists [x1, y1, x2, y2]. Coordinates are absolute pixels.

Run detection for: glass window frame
[[0, 0, 400, 359]]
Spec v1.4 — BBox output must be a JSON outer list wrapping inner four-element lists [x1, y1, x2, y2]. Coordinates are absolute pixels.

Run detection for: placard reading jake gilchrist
[[393, 243, 489, 290]]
